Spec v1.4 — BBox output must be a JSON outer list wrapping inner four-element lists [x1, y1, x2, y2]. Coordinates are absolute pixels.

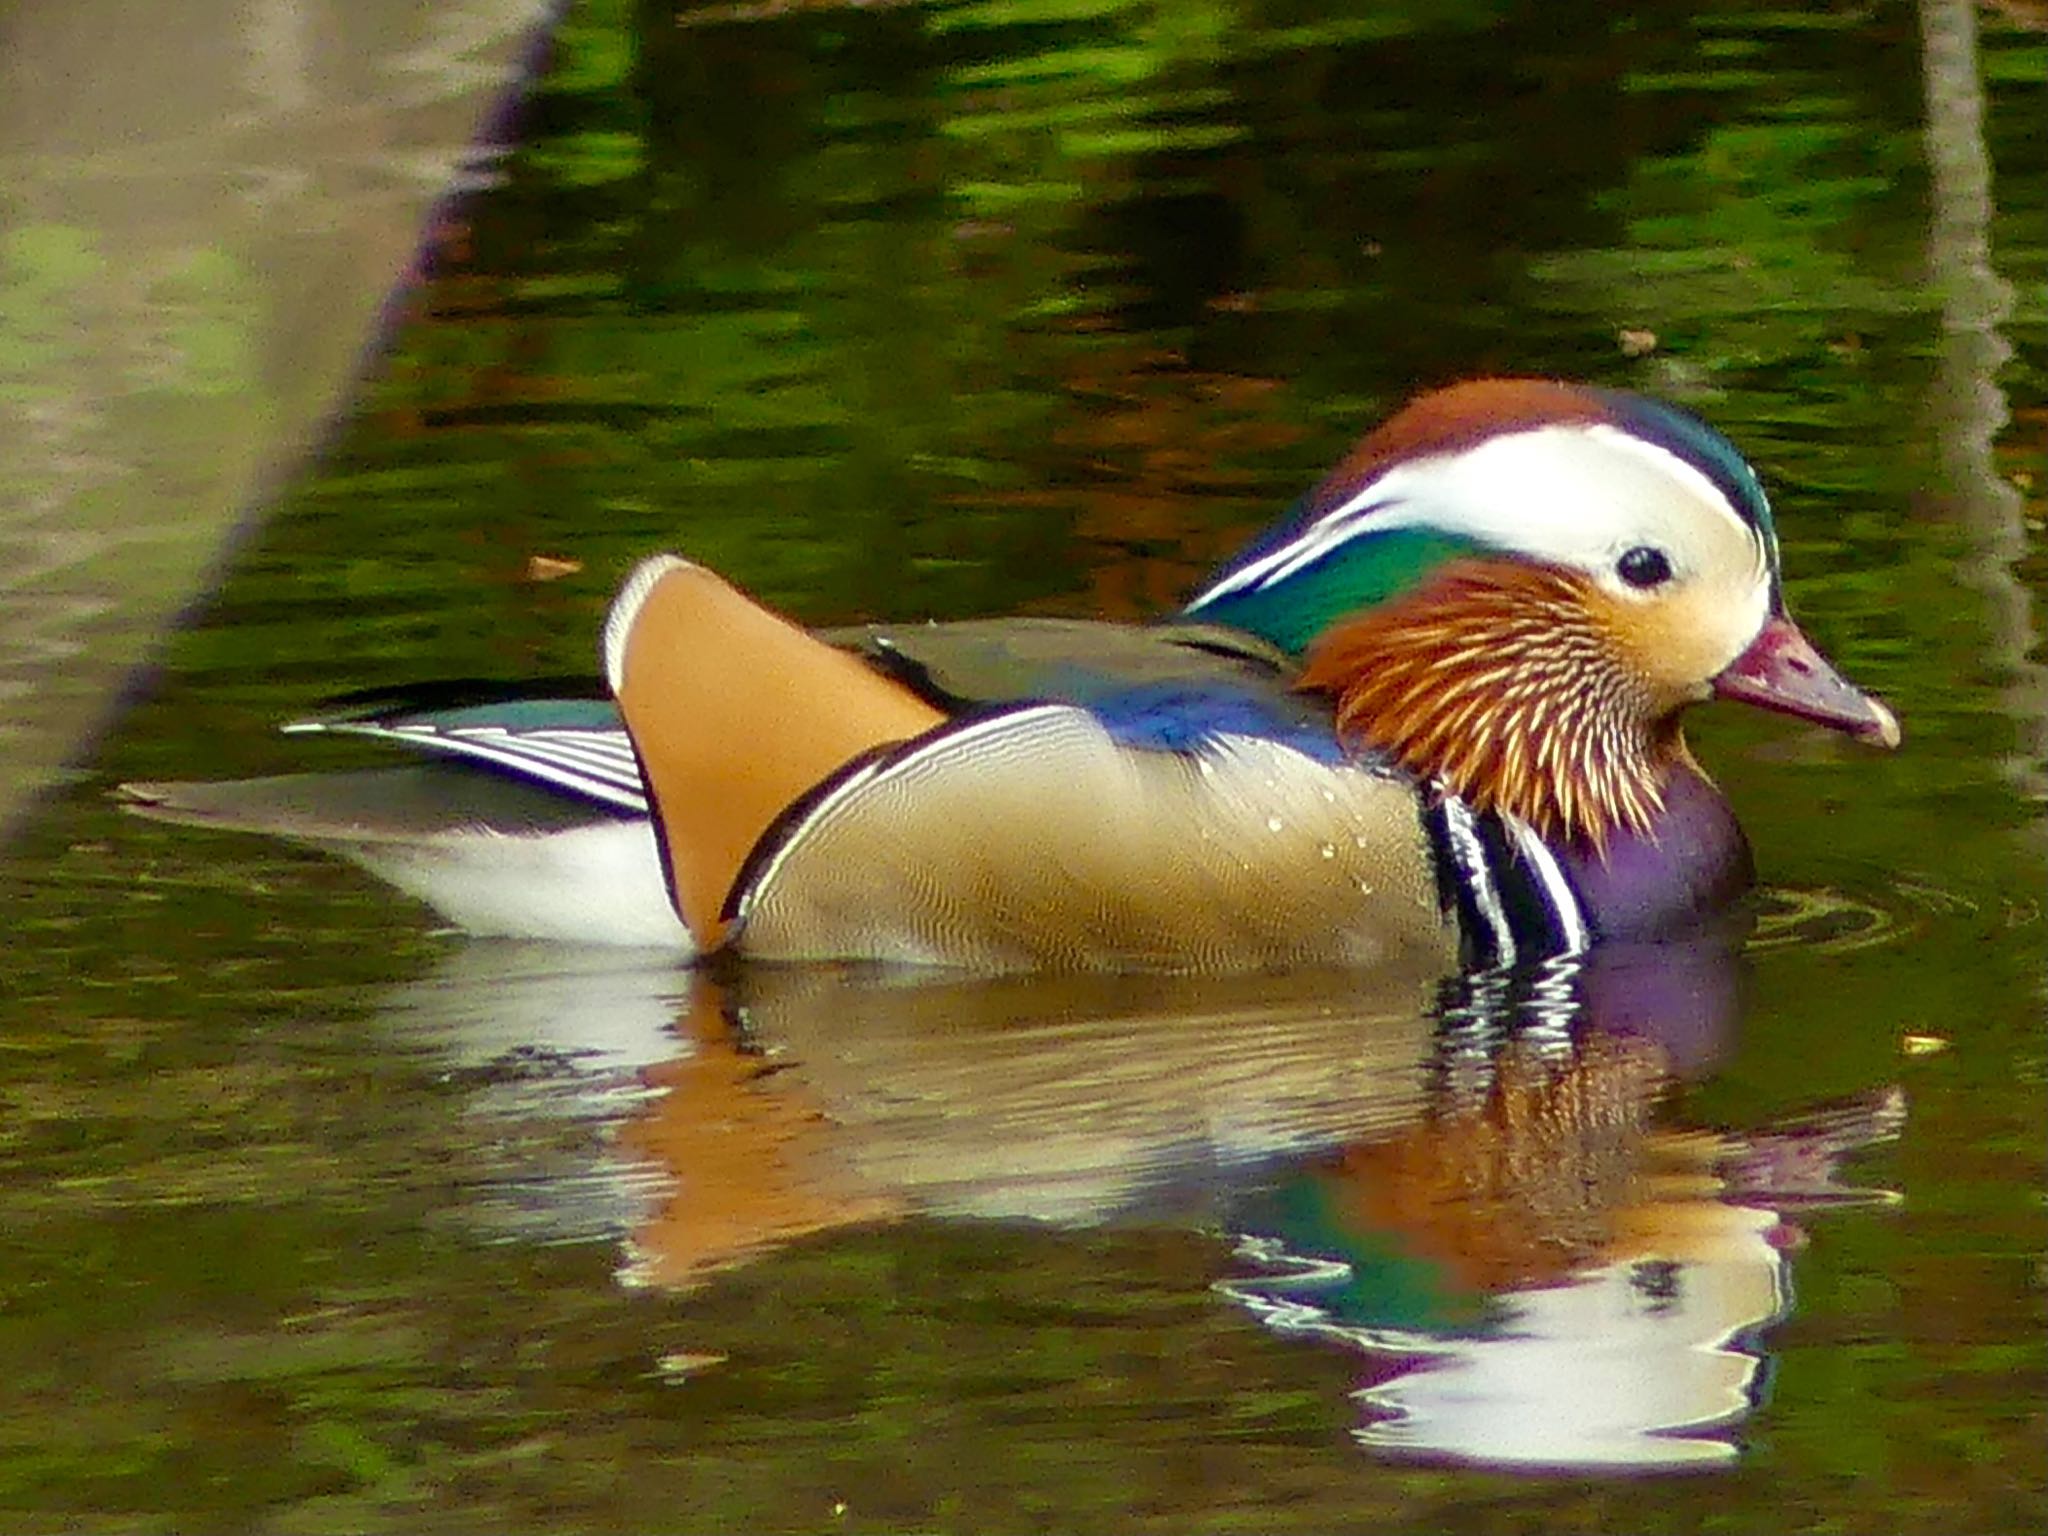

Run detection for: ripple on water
[[1748, 884, 1939, 954]]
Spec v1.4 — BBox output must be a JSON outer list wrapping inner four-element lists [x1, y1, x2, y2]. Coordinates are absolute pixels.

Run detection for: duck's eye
[[1617, 546, 1674, 589]]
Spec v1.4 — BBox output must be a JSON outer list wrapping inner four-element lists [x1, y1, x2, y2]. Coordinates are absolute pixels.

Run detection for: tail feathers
[[118, 768, 688, 947], [603, 555, 945, 946], [116, 765, 625, 845]]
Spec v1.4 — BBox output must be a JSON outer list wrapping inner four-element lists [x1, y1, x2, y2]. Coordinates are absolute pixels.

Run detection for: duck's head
[[1183, 379, 1899, 850]]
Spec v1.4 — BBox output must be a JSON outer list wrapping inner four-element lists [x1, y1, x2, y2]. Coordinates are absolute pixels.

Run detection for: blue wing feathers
[[1087, 683, 1349, 765]]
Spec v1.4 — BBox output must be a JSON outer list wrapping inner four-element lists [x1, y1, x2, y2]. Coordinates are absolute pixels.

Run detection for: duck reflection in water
[[1220, 946, 1904, 1471], [383, 929, 1903, 1475]]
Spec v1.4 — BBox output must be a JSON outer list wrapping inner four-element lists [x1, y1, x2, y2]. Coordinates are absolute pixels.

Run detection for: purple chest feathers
[[1562, 765, 1755, 943]]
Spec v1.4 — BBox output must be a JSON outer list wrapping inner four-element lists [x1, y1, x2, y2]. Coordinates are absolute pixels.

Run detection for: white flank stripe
[[1439, 796, 1513, 967], [1507, 817, 1588, 955]]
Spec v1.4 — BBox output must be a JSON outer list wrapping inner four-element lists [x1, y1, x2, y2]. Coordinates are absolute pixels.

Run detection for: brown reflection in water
[[620, 984, 901, 1292], [1052, 351, 1305, 621], [1233, 1027, 1903, 1470], [1308, 1027, 1902, 1303], [1328, 1031, 1675, 1295], [617, 963, 1445, 1290], [379, 938, 1900, 1471], [606, 950, 1840, 1312]]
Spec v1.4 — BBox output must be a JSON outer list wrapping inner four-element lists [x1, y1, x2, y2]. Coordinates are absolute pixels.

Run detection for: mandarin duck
[[121, 379, 1898, 971]]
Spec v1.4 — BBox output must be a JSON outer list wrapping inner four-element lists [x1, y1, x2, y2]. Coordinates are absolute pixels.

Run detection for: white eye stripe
[[1580, 424, 1756, 544], [1579, 425, 1773, 589], [1192, 492, 1394, 603], [1188, 423, 1770, 609], [1344, 427, 1762, 575]]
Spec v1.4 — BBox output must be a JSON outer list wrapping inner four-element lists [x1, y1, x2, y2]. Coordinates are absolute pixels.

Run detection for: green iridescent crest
[[1187, 528, 1482, 656]]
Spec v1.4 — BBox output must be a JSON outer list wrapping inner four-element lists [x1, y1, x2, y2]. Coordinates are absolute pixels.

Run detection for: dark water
[[4, 1, 2044, 1530]]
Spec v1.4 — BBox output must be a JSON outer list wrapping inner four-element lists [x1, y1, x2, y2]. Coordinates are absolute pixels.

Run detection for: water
[[3, 1, 2043, 1530]]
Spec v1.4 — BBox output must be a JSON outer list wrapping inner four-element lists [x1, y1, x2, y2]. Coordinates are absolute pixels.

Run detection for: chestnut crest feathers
[[1296, 562, 1672, 848]]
